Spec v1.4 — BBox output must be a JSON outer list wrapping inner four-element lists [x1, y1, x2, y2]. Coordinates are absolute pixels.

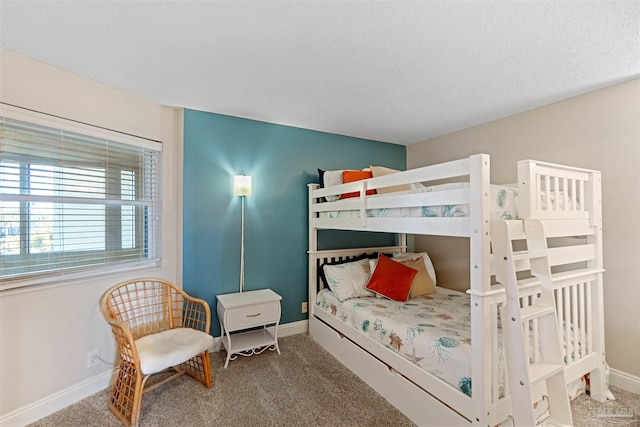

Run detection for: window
[[0, 105, 162, 290]]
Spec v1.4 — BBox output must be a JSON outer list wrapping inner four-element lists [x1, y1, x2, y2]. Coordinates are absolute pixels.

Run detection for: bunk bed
[[307, 154, 606, 426]]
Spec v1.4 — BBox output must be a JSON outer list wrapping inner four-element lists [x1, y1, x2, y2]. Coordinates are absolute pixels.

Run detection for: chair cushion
[[135, 328, 214, 375]]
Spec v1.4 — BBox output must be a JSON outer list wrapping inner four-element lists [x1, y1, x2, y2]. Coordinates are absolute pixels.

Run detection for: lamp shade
[[234, 175, 252, 196]]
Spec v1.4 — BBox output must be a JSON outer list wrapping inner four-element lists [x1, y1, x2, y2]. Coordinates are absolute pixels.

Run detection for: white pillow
[[323, 258, 375, 302], [392, 252, 437, 285], [367, 259, 384, 299], [323, 170, 346, 202]]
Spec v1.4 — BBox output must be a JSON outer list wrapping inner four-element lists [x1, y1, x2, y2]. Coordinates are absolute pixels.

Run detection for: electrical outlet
[[301, 301, 308, 313], [87, 349, 100, 368]]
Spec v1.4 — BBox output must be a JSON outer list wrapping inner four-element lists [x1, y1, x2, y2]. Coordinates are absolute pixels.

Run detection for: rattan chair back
[[104, 279, 184, 339]]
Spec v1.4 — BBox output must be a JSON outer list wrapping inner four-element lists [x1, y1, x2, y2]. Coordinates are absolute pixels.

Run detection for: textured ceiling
[[1, 1, 638, 145]]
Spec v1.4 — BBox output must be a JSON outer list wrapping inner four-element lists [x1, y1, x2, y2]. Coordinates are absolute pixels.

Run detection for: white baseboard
[[0, 369, 116, 427], [609, 368, 640, 395], [275, 319, 309, 337], [1, 320, 309, 427]]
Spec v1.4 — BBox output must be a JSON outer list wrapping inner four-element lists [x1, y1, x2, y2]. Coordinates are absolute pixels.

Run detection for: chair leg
[[109, 352, 211, 426], [183, 351, 213, 388], [201, 351, 213, 388], [108, 360, 146, 427], [129, 375, 149, 427]]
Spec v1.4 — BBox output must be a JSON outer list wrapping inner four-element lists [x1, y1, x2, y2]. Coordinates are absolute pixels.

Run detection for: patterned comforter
[[316, 286, 477, 396], [316, 286, 588, 401]]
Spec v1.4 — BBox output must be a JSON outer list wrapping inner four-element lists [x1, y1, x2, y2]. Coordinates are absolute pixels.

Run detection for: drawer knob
[[246, 313, 261, 318]]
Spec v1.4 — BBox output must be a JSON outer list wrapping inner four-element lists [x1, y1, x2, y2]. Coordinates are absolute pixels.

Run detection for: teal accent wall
[[183, 109, 406, 336]]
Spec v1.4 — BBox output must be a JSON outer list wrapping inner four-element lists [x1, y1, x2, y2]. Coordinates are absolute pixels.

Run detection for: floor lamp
[[234, 175, 252, 292]]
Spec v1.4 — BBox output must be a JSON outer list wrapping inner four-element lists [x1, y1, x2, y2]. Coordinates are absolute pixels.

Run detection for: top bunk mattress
[[319, 182, 520, 220]]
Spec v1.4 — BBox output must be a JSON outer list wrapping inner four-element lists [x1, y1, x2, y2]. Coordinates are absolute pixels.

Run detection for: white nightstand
[[216, 288, 282, 368]]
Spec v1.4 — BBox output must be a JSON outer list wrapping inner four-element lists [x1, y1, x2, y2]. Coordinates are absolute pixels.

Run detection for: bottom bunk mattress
[[315, 286, 587, 400], [316, 286, 476, 396]]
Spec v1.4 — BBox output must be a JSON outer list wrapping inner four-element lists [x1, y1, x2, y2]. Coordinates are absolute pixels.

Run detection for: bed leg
[[589, 363, 608, 402]]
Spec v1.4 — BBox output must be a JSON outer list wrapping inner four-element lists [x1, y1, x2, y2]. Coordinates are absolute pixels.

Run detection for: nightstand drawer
[[225, 301, 279, 331]]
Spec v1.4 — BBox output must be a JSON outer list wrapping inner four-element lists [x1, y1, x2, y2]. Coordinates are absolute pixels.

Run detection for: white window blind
[[0, 105, 162, 290]]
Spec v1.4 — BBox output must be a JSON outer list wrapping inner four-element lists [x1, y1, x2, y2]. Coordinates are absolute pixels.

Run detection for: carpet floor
[[28, 333, 639, 427]]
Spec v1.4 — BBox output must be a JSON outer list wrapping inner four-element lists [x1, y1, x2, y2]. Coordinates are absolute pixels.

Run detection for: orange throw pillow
[[339, 170, 376, 199], [366, 254, 417, 302]]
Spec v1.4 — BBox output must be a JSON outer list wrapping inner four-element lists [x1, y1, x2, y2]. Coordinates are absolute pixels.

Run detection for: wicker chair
[[100, 278, 214, 427]]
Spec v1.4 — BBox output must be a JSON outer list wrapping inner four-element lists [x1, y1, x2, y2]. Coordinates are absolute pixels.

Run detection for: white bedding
[[319, 182, 520, 220]]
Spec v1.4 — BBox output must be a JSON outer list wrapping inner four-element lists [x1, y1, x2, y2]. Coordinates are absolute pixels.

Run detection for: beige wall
[[0, 49, 183, 425], [407, 78, 640, 381]]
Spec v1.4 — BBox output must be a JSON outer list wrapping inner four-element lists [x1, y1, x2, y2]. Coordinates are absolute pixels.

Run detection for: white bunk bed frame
[[307, 154, 606, 426]]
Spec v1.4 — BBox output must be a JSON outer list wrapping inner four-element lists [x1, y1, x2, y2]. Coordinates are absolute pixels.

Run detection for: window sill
[[0, 258, 162, 295]]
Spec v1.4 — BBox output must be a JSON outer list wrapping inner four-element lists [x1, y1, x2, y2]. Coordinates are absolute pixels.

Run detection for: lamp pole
[[234, 174, 251, 293], [240, 194, 245, 292]]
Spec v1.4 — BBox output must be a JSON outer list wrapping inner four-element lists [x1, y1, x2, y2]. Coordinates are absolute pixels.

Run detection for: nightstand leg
[[220, 321, 232, 369], [273, 322, 281, 355]]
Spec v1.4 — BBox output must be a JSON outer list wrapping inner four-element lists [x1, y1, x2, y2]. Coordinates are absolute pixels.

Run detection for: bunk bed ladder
[[493, 219, 573, 427]]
